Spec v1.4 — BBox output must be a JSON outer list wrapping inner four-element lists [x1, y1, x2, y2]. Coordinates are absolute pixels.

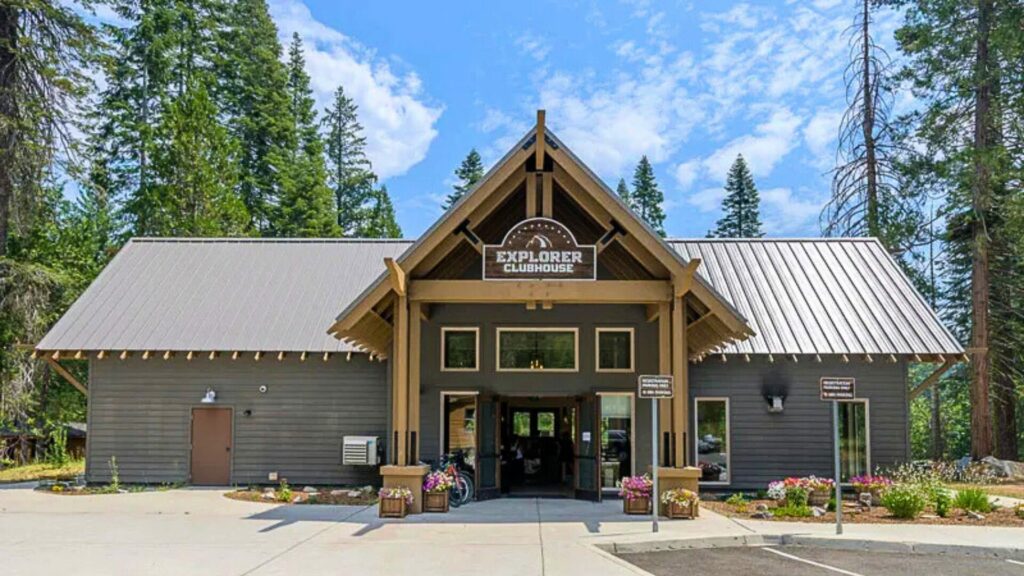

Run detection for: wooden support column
[[392, 295, 409, 465], [408, 300, 422, 463], [541, 172, 553, 217], [671, 297, 687, 467], [526, 173, 537, 217], [657, 301, 672, 466]]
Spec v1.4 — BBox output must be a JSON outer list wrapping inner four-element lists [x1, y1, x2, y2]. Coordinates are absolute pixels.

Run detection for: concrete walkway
[[0, 486, 1020, 576]]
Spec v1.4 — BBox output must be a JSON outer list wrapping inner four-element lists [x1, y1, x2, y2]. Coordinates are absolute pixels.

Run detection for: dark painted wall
[[87, 355, 387, 485]]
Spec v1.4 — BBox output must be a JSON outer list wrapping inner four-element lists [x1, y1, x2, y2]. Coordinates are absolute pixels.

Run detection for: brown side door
[[190, 408, 232, 485]]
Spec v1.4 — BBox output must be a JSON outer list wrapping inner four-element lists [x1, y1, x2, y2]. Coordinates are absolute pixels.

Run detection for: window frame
[[440, 327, 480, 372], [594, 327, 635, 373], [694, 396, 732, 486], [838, 398, 871, 485], [439, 390, 479, 460], [495, 327, 580, 373], [597, 391, 636, 492]]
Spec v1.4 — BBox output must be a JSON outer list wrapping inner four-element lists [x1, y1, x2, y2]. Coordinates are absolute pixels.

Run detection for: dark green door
[[575, 394, 601, 501], [475, 396, 501, 500]]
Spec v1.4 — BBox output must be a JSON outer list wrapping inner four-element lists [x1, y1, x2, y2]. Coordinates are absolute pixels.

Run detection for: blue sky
[[101, 0, 904, 239]]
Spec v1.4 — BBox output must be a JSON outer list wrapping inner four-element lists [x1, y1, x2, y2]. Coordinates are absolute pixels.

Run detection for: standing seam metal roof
[[36, 237, 962, 356]]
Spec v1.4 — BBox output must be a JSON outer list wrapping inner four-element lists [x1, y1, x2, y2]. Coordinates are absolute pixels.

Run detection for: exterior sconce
[[768, 395, 784, 413], [201, 388, 217, 404]]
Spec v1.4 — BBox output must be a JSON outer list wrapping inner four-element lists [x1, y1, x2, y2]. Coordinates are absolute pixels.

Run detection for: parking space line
[[1007, 559, 1024, 567], [762, 547, 865, 576]]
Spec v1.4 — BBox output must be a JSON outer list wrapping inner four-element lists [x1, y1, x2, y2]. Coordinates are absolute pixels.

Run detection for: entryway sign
[[820, 377, 856, 400], [637, 374, 674, 399], [483, 217, 596, 281]]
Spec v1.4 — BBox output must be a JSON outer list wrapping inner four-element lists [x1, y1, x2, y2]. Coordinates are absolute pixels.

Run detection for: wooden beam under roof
[[46, 358, 87, 395], [535, 109, 546, 169], [408, 280, 673, 304], [385, 257, 406, 296]]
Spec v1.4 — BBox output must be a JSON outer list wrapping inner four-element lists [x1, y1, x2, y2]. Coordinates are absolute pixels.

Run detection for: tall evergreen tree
[[615, 178, 632, 209], [322, 85, 374, 235], [274, 34, 338, 237], [708, 155, 764, 238], [357, 185, 402, 239], [148, 81, 247, 236], [630, 156, 666, 236], [217, 0, 295, 234], [444, 149, 484, 210]]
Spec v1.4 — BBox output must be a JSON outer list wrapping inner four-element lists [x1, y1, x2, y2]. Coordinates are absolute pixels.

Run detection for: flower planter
[[379, 496, 408, 518], [808, 489, 830, 507], [667, 500, 699, 519], [423, 491, 450, 513], [623, 497, 651, 515]]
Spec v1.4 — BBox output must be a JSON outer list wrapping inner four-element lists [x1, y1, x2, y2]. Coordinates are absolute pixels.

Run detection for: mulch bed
[[225, 487, 378, 506], [703, 499, 1024, 527]]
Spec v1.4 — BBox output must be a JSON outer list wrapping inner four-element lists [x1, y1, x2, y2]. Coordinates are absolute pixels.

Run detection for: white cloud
[[687, 187, 726, 213], [803, 109, 842, 168], [703, 108, 804, 179], [760, 187, 825, 235], [515, 32, 550, 62], [270, 0, 442, 180], [674, 159, 701, 190]]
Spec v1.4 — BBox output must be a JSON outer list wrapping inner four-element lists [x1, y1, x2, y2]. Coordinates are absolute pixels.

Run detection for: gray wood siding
[[690, 357, 909, 490], [87, 355, 387, 485]]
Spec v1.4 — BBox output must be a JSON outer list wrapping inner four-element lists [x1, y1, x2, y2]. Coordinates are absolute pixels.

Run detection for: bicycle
[[439, 451, 475, 507]]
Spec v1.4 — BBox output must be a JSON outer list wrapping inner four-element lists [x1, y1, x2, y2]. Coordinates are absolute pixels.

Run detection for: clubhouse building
[[35, 112, 962, 501]]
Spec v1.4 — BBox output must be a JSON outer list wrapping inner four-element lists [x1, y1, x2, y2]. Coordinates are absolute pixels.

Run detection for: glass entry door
[[599, 394, 634, 492]]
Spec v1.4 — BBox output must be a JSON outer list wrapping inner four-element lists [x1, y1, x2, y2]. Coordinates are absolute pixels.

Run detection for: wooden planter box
[[666, 500, 699, 519], [423, 491, 449, 513], [623, 497, 651, 515], [379, 497, 408, 519], [808, 489, 831, 507]]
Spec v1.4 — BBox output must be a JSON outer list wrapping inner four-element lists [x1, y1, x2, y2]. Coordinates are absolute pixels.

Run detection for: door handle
[[226, 447, 231, 452]]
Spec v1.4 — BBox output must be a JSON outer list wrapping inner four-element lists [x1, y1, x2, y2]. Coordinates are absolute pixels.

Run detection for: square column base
[[649, 466, 700, 516], [380, 465, 430, 514]]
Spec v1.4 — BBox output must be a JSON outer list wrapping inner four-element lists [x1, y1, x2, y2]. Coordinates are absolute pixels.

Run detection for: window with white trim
[[596, 328, 634, 372], [695, 398, 730, 484], [838, 400, 870, 482], [441, 327, 479, 371], [496, 328, 578, 371]]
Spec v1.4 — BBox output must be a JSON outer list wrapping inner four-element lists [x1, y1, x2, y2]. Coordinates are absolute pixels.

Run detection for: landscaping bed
[[225, 483, 378, 506], [703, 498, 1024, 527], [0, 459, 84, 484]]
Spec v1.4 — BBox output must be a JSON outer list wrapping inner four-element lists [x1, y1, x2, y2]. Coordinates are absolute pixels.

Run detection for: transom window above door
[[497, 328, 578, 372], [441, 327, 479, 371]]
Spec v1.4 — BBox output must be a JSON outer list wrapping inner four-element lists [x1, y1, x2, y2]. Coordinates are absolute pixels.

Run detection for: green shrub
[[880, 484, 927, 519], [934, 489, 951, 518], [755, 489, 768, 500], [1015, 503, 1024, 519], [774, 504, 812, 518], [46, 427, 70, 467], [106, 456, 121, 493], [952, 488, 992, 513], [725, 493, 747, 507], [785, 486, 809, 508], [276, 479, 292, 503]]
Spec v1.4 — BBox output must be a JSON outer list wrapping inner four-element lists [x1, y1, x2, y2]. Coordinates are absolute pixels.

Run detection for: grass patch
[[0, 459, 84, 484], [948, 483, 1024, 500]]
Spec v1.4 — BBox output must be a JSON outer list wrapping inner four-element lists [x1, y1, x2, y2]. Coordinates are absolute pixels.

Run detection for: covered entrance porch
[[327, 111, 753, 508]]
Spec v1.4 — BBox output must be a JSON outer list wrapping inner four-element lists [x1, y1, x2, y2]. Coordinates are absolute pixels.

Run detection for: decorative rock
[[921, 514, 938, 519], [967, 510, 985, 520], [292, 495, 303, 503], [303, 486, 318, 494], [755, 503, 769, 513], [811, 506, 827, 517], [347, 490, 362, 498], [261, 491, 275, 500], [751, 510, 773, 520], [362, 485, 374, 493], [330, 489, 346, 496]]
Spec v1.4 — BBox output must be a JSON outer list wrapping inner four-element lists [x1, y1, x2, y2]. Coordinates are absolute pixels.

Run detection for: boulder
[[755, 503, 769, 513], [303, 486, 318, 494], [811, 506, 827, 517], [261, 491, 275, 500], [346, 490, 362, 498], [981, 456, 1024, 480], [751, 510, 773, 520], [967, 510, 985, 520], [330, 489, 346, 497]]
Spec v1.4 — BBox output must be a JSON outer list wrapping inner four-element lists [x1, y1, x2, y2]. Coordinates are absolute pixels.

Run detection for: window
[[441, 392, 477, 471], [497, 328, 578, 371], [596, 328, 634, 372], [838, 400, 870, 482], [695, 398, 730, 484], [441, 327, 478, 371], [599, 393, 634, 491]]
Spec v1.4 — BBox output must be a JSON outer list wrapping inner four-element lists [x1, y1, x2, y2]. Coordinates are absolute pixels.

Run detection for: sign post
[[820, 377, 855, 536], [638, 375, 674, 534]]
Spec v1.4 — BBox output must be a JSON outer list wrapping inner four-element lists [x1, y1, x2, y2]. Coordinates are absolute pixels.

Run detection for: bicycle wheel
[[449, 480, 465, 508], [457, 471, 474, 505]]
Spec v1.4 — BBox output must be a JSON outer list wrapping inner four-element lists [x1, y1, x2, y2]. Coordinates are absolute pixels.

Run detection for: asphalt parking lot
[[619, 545, 1024, 576]]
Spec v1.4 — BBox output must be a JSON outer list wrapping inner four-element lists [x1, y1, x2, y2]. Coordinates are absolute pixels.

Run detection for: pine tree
[[357, 185, 402, 239], [148, 80, 247, 236], [615, 178, 632, 209], [217, 0, 295, 234], [444, 149, 484, 210], [630, 156, 666, 236], [708, 155, 763, 238], [323, 85, 374, 235], [273, 34, 338, 237]]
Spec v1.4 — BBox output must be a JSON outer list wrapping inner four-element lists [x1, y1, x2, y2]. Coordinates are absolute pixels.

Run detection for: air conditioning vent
[[342, 436, 380, 466]]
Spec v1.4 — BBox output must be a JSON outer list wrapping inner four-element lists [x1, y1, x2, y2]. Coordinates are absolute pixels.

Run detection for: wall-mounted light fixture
[[201, 388, 217, 404], [768, 395, 785, 413], [761, 369, 789, 414]]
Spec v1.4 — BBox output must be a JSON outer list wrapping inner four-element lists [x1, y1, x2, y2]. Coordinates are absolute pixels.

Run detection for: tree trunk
[[993, 376, 1018, 459], [861, 0, 879, 239], [969, 0, 994, 459], [0, 4, 18, 257]]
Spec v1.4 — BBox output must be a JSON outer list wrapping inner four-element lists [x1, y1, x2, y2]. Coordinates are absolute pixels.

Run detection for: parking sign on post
[[638, 375, 673, 534], [820, 377, 855, 535]]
